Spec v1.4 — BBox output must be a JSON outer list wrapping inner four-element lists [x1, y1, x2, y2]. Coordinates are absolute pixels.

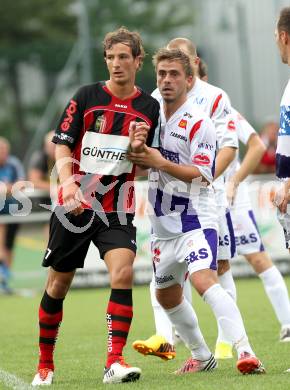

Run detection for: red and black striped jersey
[[53, 81, 160, 213]]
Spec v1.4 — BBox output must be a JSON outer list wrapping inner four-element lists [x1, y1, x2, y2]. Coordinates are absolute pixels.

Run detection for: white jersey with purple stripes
[[148, 99, 217, 240], [153, 77, 238, 207], [276, 79, 290, 180]]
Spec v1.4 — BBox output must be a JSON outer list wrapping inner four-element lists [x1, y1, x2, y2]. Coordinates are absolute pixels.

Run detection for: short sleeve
[[210, 92, 238, 150], [53, 86, 87, 150]]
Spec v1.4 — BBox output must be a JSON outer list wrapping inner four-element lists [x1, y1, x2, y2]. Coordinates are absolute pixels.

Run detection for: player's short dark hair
[[277, 7, 290, 35], [198, 58, 208, 79], [153, 48, 194, 77], [103, 27, 145, 67]]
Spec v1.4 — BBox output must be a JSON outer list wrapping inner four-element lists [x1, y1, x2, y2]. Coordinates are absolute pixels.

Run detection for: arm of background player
[[232, 133, 265, 184], [214, 146, 237, 179], [211, 92, 238, 179]]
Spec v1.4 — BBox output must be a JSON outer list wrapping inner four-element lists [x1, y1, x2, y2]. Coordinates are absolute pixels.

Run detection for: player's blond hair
[[152, 48, 194, 77]]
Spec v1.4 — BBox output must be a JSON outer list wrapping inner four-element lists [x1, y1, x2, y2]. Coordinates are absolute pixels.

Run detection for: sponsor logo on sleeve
[[61, 99, 77, 132], [192, 153, 210, 166], [55, 133, 74, 144]]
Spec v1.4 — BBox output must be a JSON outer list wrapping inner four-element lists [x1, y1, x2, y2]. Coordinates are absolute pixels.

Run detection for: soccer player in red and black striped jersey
[[31, 27, 159, 387]]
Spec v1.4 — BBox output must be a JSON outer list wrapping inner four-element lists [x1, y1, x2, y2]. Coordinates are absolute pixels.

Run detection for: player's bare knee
[[217, 260, 230, 276], [246, 252, 272, 274], [110, 265, 133, 287], [191, 269, 218, 295], [46, 277, 70, 298], [156, 285, 182, 309]]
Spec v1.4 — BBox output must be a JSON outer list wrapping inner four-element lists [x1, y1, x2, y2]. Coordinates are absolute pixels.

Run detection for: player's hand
[[273, 181, 290, 214], [226, 178, 239, 207], [129, 121, 150, 152], [61, 182, 85, 215], [128, 145, 165, 169]]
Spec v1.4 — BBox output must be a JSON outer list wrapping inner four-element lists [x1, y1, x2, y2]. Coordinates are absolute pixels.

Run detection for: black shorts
[[42, 207, 137, 272]]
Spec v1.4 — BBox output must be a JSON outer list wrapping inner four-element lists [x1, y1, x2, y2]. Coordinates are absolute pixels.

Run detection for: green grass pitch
[[1, 278, 290, 389]]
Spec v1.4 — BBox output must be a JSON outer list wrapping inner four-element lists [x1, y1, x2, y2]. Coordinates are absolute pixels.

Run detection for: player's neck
[[164, 95, 187, 121], [106, 80, 137, 100]]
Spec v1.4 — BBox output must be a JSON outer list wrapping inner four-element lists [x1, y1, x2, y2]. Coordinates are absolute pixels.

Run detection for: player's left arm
[[231, 133, 265, 184]]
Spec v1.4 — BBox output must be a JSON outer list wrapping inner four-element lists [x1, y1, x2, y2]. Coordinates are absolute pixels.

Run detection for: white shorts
[[231, 209, 265, 255], [277, 209, 290, 249], [152, 228, 218, 290], [217, 210, 236, 261]]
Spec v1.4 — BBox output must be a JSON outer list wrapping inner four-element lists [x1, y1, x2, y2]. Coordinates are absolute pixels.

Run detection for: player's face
[[105, 43, 140, 85], [157, 60, 192, 104], [275, 28, 288, 64]]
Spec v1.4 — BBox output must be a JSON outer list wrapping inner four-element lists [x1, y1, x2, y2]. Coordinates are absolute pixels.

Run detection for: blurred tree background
[[0, 0, 195, 159]]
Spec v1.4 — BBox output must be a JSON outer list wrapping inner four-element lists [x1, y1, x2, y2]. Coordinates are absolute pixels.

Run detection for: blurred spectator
[[28, 130, 57, 209], [0, 137, 25, 294], [28, 130, 57, 240], [254, 120, 279, 174]]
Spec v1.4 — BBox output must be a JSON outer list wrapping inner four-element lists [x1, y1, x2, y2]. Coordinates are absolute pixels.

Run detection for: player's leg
[[132, 274, 176, 361], [100, 213, 141, 384], [186, 228, 264, 374], [215, 210, 237, 358], [159, 229, 217, 374], [32, 209, 92, 386], [150, 273, 175, 343]]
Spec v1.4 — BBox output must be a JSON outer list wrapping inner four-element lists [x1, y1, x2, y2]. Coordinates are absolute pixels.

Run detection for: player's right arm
[[53, 87, 87, 215], [55, 144, 84, 215]]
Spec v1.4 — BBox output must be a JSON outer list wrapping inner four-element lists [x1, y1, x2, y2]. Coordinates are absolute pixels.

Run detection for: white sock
[[259, 266, 290, 327], [203, 284, 254, 357], [164, 299, 211, 360], [218, 269, 237, 301], [150, 278, 174, 344], [183, 277, 192, 305], [217, 270, 237, 345]]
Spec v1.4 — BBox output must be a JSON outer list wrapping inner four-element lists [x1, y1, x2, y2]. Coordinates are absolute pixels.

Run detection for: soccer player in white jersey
[[274, 6, 290, 373], [197, 58, 290, 356], [129, 48, 264, 375], [132, 38, 262, 370]]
